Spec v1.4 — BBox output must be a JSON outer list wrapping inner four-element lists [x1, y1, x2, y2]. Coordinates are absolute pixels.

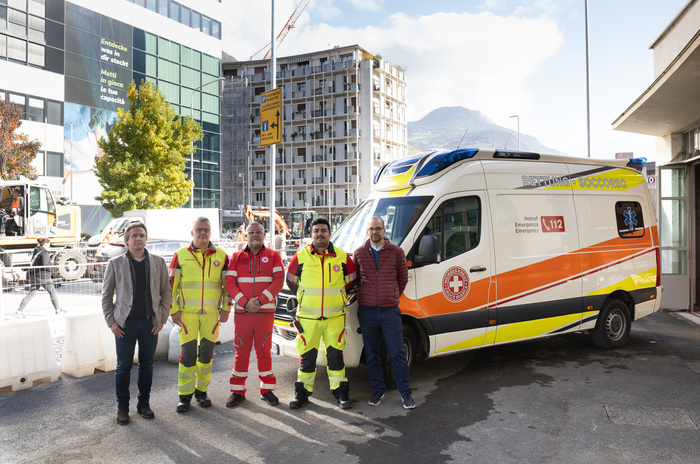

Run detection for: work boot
[[194, 389, 211, 408], [176, 394, 192, 413], [333, 381, 351, 409], [116, 407, 129, 425], [289, 381, 310, 409], [261, 391, 279, 406], [225, 393, 244, 408], [136, 402, 155, 419]]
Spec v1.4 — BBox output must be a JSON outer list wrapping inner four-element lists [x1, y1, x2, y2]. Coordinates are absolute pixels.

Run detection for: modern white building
[[0, 0, 224, 234], [221, 45, 407, 227], [613, 0, 700, 312]]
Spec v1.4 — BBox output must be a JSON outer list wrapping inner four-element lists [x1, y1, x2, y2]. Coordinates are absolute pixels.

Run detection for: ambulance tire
[[381, 323, 418, 390], [592, 299, 631, 349]]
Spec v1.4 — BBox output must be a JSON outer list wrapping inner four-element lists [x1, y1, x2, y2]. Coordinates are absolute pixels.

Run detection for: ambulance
[[272, 148, 662, 385]]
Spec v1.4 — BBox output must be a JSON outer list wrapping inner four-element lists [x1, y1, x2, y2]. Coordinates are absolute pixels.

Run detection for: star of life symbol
[[623, 207, 637, 230], [442, 266, 470, 303], [213, 260, 220, 267], [333, 264, 341, 273]]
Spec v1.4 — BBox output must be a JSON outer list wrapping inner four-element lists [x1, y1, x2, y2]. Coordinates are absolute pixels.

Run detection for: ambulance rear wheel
[[381, 323, 419, 390], [592, 299, 631, 349]]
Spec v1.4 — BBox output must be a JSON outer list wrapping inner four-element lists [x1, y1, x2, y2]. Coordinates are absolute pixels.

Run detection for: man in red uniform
[[225, 221, 284, 407]]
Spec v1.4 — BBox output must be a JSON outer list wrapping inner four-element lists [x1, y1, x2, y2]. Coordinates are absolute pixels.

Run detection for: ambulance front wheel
[[592, 299, 631, 349], [381, 323, 419, 390]]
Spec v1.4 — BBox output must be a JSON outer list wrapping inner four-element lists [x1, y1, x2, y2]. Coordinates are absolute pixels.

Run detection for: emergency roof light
[[415, 148, 479, 178], [627, 157, 647, 168]]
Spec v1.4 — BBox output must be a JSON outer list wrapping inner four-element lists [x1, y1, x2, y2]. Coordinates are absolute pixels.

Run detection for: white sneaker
[[14, 311, 24, 319]]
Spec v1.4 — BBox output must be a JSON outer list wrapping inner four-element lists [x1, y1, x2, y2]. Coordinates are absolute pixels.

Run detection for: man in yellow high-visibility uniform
[[286, 217, 356, 410], [170, 217, 230, 413]]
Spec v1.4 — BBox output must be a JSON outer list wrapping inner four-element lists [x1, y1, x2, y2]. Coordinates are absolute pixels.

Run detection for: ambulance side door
[[407, 191, 496, 357]]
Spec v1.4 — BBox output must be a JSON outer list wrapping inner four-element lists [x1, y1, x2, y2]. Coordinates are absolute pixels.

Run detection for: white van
[[272, 148, 662, 386]]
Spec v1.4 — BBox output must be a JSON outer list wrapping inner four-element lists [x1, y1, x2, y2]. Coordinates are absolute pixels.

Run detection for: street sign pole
[[269, 0, 276, 249]]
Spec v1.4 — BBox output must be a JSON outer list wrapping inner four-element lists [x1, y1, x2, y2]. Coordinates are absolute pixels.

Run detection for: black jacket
[[28, 245, 52, 283]]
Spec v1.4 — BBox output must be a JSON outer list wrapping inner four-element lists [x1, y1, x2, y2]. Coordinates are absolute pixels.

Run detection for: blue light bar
[[628, 157, 647, 168], [373, 163, 389, 184], [416, 148, 479, 177]]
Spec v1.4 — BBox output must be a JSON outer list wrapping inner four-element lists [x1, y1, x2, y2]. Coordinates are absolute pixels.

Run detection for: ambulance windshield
[[331, 196, 432, 254]]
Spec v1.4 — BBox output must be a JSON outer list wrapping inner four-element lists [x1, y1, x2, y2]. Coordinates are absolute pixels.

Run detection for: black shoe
[[289, 382, 310, 409], [194, 390, 211, 408], [333, 381, 351, 409], [136, 402, 155, 419], [261, 391, 279, 406], [117, 407, 129, 425], [176, 395, 191, 413], [226, 393, 245, 408]]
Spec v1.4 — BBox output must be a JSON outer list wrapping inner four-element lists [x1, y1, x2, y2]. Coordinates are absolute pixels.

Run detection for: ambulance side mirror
[[414, 235, 438, 264]]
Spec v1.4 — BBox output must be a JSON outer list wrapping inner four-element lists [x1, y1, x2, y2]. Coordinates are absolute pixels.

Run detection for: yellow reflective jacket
[[169, 243, 230, 315], [286, 243, 356, 320]]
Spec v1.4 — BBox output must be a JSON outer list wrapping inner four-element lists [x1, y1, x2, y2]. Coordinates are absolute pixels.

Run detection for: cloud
[[289, 11, 563, 121], [223, 5, 564, 123], [346, 0, 386, 12]]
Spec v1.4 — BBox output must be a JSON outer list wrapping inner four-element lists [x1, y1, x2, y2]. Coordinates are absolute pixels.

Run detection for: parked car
[[89, 239, 188, 281]]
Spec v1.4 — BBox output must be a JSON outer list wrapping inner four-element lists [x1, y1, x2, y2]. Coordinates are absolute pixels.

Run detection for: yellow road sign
[[260, 88, 282, 146]]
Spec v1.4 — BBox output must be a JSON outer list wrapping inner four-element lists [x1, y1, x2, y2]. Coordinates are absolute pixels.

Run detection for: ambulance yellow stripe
[[494, 313, 583, 343], [585, 268, 657, 296]]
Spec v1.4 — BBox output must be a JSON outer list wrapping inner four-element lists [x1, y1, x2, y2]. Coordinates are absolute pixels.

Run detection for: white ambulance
[[272, 148, 662, 386]]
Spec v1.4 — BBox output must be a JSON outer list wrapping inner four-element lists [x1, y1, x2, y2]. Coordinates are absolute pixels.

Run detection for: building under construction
[[220, 44, 408, 227]]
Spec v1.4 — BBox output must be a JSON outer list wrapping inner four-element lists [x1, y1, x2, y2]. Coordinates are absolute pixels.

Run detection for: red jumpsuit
[[225, 245, 284, 396]]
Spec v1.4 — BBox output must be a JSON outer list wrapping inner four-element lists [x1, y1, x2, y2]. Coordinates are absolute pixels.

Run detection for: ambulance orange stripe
[[412, 226, 657, 316]]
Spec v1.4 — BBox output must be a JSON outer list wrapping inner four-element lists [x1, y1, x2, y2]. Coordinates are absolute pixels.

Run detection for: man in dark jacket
[[353, 216, 415, 409], [15, 238, 63, 318]]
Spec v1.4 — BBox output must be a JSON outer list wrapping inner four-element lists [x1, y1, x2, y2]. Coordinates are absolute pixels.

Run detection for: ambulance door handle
[[470, 266, 487, 273]]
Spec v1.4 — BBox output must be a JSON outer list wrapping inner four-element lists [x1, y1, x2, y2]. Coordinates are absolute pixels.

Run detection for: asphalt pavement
[[1, 310, 699, 464]]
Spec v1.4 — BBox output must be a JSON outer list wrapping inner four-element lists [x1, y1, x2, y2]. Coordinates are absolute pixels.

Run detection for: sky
[[222, 0, 690, 160]]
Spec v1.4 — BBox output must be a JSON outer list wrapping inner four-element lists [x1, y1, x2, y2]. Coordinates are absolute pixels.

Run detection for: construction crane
[[249, 0, 310, 60]]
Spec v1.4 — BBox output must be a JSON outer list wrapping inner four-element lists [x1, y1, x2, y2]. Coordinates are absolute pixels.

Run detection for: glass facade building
[[0, 0, 223, 221]]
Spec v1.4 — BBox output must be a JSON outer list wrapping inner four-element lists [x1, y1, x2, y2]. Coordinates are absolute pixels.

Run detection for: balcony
[[293, 178, 307, 186]]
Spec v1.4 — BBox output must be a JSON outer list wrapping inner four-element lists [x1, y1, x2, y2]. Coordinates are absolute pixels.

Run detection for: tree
[[0, 98, 41, 180], [95, 80, 202, 217]]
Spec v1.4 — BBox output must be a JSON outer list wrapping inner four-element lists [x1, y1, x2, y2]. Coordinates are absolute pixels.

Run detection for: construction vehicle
[[288, 210, 344, 250], [0, 181, 85, 282]]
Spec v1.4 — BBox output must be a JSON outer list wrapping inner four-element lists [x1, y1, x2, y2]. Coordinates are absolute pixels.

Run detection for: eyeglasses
[[247, 230, 264, 235], [195, 228, 211, 234], [367, 227, 384, 232]]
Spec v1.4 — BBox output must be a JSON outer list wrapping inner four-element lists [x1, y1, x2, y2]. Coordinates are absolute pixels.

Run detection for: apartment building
[[221, 45, 407, 227], [0, 0, 223, 232]]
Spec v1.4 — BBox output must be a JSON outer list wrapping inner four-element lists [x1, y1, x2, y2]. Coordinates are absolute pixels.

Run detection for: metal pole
[[509, 115, 519, 150], [585, 0, 591, 158], [70, 122, 73, 202], [269, 0, 277, 250], [190, 77, 226, 208]]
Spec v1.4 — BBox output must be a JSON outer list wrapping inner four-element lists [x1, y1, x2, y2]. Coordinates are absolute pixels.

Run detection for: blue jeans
[[357, 305, 412, 396], [114, 319, 158, 409]]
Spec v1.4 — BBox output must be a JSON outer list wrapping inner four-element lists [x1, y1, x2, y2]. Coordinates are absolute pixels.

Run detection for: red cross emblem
[[442, 266, 470, 303]]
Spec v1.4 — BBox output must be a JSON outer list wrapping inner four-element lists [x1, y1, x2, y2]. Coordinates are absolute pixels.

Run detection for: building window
[[7, 36, 25, 62], [181, 5, 190, 26], [27, 97, 43, 121], [46, 151, 63, 177], [46, 100, 61, 125], [169, 1, 179, 22]]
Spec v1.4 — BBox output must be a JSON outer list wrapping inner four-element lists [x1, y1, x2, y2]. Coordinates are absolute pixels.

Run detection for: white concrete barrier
[[0, 319, 61, 392], [168, 324, 180, 364], [218, 315, 235, 345], [154, 319, 174, 360], [61, 314, 117, 378]]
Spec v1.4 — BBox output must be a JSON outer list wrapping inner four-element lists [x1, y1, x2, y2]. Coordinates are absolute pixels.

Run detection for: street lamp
[[509, 115, 520, 150], [190, 76, 226, 208]]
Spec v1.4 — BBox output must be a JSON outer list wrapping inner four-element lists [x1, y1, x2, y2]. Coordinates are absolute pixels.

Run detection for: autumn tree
[[95, 80, 202, 217], [0, 98, 41, 180]]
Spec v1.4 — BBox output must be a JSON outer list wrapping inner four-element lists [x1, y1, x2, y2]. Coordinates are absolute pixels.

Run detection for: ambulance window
[[411, 196, 480, 261], [615, 201, 645, 238]]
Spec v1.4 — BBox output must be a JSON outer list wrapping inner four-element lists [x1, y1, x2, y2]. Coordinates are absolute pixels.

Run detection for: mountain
[[407, 106, 559, 155]]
